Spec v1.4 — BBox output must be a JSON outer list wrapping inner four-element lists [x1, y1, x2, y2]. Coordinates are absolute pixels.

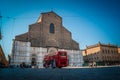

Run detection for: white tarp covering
[[11, 40, 84, 68]]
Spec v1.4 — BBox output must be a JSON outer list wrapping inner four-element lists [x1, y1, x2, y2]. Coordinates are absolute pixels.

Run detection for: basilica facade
[[11, 11, 84, 68]]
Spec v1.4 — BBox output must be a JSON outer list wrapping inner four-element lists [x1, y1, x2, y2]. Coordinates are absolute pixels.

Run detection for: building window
[[102, 49, 104, 53], [108, 50, 109, 54], [50, 23, 55, 33], [106, 50, 107, 54], [114, 50, 116, 54], [111, 50, 113, 54], [116, 50, 118, 53]]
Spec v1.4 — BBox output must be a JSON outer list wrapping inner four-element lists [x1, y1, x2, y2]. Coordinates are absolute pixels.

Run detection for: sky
[[0, 0, 120, 58]]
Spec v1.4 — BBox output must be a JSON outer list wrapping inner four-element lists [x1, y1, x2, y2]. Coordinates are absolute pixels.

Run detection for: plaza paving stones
[[0, 66, 120, 80]]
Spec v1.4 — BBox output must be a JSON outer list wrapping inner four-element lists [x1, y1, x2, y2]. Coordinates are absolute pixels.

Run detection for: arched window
[[50, 23, 55, 33]]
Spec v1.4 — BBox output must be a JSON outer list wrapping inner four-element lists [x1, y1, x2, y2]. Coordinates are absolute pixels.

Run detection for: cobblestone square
[[0, 66, 120, 80]]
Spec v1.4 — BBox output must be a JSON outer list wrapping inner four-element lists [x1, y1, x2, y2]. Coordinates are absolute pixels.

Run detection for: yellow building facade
[[0, 45, 8, 67], [0, 31, 8, 67], [118, 48, 120, 54], [82, 42, 120, 65]]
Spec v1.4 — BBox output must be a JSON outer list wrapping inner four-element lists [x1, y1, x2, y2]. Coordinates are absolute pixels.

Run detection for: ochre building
[[82, 42, 120, 65], [118, 48, 120, 54], [0, 45, 8, 67]]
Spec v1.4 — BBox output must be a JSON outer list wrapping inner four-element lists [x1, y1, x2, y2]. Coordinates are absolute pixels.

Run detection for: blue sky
[[0, 0, 120, 57]]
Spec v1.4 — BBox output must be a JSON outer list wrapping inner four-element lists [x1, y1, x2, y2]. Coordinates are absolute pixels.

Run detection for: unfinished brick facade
[[15, 11, 79, 50]]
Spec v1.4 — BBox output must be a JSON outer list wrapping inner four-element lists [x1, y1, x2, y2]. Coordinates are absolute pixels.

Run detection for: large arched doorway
[[31, 54, 37, 66]]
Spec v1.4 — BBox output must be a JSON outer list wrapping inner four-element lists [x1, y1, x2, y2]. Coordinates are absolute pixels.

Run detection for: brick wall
[[15, 11, 79, 50]]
